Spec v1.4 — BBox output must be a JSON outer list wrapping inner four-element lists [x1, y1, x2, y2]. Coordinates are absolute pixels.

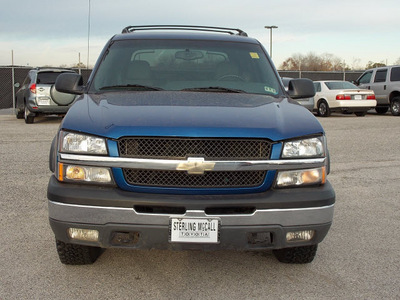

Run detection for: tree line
[[279, 52, 400, 71]]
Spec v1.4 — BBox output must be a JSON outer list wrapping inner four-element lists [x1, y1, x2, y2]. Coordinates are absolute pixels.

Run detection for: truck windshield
[[90, 39, 282, 96]]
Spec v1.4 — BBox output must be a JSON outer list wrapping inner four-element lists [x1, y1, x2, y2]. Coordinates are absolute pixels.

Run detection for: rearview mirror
[[175, 50, 204, 60]]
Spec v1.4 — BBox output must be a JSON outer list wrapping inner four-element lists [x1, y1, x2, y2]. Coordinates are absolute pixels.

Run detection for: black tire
[[24, 104, 34, 124], [273, 244, 318, 264], [375, 106, 388, 114], [355, 111, 367, 117], [15, 99, 24, 119], [16, 107, 24, 119], [317, 100, 330, 117], [56, 240, 101, 265], [390, 97, 400, 116]]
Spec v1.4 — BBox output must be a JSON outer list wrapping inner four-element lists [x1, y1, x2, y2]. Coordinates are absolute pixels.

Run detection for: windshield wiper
[[99, 84, 163, 91], [181, 87, 246, 93]]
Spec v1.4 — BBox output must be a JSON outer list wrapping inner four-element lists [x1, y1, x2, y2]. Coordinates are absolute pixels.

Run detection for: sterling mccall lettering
[[173, 220, 217, 232]]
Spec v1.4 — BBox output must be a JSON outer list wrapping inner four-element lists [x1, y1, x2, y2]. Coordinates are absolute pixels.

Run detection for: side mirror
[[287, 78, 315, 99], [55, 73, 84, 95], [14, 82, 20, 88]]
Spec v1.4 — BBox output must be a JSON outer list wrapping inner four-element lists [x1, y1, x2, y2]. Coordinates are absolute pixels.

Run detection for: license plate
[[37, 97, 51, 105], [170, 218, 220, 243], [354, 95, 362, 100]]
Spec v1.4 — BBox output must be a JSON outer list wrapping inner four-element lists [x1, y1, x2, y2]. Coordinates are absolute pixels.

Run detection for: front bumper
[[48, 176, 335, 250]]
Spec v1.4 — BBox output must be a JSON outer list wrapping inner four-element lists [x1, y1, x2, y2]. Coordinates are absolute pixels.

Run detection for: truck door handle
[[384, 85, 386, 90]]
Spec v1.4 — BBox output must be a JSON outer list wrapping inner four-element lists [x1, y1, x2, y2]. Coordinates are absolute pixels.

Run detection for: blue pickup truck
[[47, 25, 335, 265]]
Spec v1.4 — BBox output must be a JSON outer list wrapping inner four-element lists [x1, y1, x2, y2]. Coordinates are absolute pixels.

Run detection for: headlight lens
[[276, 167, 326, 188], [282, 137, 324, 158], [60, 131, 107, 154], [59, 163, 113, 184]]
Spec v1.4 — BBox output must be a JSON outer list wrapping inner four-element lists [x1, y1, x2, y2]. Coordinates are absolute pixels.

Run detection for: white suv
[[355, 65, 400, 116]]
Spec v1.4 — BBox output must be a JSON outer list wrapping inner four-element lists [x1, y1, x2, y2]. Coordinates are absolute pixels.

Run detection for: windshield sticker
[[249, 52, 260, 59], [264, 86, 277, 94]]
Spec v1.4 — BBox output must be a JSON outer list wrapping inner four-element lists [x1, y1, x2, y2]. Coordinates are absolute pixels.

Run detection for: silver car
[[15, 68, 77, 123], [281, 77, 314, 111]]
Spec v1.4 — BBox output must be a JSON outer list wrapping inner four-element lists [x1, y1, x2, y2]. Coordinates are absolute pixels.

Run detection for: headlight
[[58, 163, 113, 184], [282, 137, 325, 158], [276, 167, 326, 188], [60, 131, 107, 154]]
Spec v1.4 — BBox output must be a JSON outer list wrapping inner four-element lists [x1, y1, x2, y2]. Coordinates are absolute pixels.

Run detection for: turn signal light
[[367, 94, 376, 100]]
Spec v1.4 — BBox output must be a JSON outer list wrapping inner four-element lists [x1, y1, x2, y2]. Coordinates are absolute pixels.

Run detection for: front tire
[[24, 104, 34, 124], [56, 240, 102, 265], [16, 106, 24, 119], [273, 244, 318, 264], [317, 100, 330, 117], [390, 97, 400, 116]]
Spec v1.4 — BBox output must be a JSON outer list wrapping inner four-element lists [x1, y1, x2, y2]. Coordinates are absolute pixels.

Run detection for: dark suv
[[48, 25, 335, 265], [15, 67, 77, 123]]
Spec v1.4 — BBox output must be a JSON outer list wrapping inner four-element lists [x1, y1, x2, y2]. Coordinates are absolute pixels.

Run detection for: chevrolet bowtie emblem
[[176, 157, 215, 175]]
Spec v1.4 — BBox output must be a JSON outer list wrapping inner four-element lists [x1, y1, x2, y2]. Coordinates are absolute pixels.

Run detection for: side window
[[313, 82, 321, 92], [374, 69, 387, 83], [358, 71, 372, 84], [390, 67, 400, 82]]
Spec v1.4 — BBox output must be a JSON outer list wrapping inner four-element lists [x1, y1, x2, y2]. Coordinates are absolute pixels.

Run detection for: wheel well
[[389, 91, 400, 101]]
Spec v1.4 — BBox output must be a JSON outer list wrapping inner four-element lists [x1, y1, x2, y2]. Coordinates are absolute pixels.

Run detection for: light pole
[[264, 26, 278, 59], [87, 0, 91, 69]]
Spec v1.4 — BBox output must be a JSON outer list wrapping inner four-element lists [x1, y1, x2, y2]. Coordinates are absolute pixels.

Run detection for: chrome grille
[[118, 137, 272, 160], [123, 169, 266, 188]]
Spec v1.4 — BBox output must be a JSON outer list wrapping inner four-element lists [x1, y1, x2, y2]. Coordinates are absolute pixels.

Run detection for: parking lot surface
[[0, 112, 399, 299]]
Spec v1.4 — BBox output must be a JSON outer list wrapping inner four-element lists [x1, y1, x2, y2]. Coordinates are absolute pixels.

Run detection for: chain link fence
[[0, 67, 92, 110], [278, 70, 363, 81], [0, 67, 363, 110]]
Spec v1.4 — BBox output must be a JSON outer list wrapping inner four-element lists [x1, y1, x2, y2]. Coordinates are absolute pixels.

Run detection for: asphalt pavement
[[0, 111, 399, 299]]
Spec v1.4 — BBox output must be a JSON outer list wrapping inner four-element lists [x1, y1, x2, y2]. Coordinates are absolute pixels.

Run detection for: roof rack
[[121, 25, 248, 36]]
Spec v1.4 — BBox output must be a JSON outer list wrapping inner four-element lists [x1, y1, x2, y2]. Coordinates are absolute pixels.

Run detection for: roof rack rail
[[121, 25, 248, 36]]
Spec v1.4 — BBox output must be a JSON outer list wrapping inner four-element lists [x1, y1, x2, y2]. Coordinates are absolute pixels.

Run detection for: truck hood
[[62, 91, 323, 141]]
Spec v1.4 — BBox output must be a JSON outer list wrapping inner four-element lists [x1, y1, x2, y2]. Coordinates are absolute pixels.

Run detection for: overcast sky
[[1, 0, 399, 70]]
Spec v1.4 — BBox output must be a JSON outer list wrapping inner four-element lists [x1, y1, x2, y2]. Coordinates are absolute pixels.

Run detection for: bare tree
[[280, 52, 345, 71], [365, 61, 386, 69]]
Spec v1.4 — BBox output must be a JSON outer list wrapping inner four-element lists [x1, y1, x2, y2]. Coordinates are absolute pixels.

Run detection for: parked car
[[15, 67, 77, 123], [313, 80, 376, 117], [354, 65, 400, 116], [48, 25, 335, 265], [281, 77, 314, 111]]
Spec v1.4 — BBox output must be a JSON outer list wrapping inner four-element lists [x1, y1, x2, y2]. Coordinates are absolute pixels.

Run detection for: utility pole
[[87, 0, 91, 69], [11, 50, 16, 113], [264, 26, 278, 59]]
